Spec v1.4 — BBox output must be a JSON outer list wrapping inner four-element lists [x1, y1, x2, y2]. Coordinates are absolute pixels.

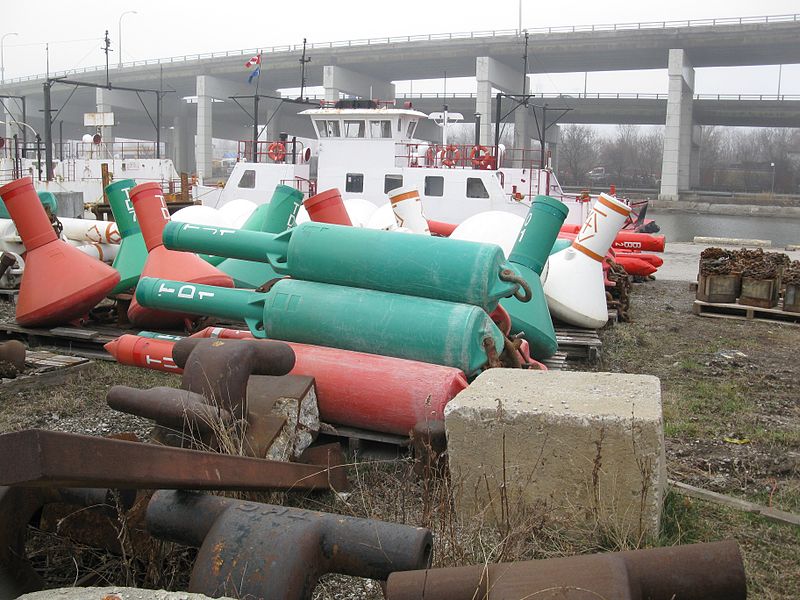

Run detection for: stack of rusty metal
[[0, 339, 749, 600]]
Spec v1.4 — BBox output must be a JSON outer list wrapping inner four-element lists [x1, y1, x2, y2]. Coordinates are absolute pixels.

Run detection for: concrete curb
[[693, 236, 771, 247], [18, 587, 234, 600]]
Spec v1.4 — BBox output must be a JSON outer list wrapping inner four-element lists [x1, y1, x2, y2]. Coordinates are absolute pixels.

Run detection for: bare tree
[[558, 124, 599, 185]]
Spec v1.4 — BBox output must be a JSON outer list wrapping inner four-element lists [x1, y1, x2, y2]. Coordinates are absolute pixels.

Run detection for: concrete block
[[19, 587, 233, 600], [445, 369, 665, 541]]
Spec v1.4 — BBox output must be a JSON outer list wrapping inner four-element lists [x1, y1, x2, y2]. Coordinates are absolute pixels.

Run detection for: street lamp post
[[1, 32, 19, 85], [118, 11, 137, 68], [770, 162, 776, 198]]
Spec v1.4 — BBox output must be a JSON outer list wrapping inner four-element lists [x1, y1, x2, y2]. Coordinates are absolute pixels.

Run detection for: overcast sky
[[2, 0, 799, 96]]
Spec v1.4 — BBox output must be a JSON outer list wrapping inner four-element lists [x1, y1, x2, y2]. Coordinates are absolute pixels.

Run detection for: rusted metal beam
[[0, 486, 133, 598], [0, 429, 346, 492], [386, 540, 746, 600], [146, 490, 433, 600]]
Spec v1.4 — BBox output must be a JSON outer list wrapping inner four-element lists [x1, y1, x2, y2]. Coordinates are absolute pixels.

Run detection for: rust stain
[[212, 540, 226, 575]]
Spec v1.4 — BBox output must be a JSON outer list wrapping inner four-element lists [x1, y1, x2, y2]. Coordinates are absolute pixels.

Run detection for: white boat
[[197, 99, 595, 226]]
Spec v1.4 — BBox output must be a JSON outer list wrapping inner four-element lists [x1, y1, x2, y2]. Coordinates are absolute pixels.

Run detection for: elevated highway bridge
[[1, 13, 799, 198]]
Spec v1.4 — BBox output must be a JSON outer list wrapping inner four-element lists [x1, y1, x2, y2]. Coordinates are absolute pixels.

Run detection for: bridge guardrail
[[1, 13, 797, 85]]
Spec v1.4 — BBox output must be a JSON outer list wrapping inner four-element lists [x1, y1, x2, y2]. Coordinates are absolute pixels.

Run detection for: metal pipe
[[147, 490, 433, 600], [386, 540, 746, 600]]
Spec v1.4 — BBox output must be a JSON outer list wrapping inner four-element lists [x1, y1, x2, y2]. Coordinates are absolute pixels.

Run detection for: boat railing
[[237, 140, 310, 165], [280, 176, 317, 199], [65, 142, 166, 161], [396, 143, 544, 171]]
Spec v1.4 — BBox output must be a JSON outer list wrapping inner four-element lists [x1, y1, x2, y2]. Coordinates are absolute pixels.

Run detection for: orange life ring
[[470, 145, 489, 168], [442, 144, 461, 168], [268, 142, 286, 162]]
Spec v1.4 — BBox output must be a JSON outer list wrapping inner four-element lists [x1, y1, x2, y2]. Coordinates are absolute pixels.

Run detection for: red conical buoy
[[127, 182, 233, 328], [303, 188, 352, 226], [0, 178, 119, 326]]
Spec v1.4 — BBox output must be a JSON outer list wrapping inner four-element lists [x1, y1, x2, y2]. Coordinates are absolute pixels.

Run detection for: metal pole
[[58, 120, 63, 161], [103, 30, 111, 88], [43, 82, 53, 181], [777, 64, 782, 97], [118, 11, 137, 68], [494, 93, 502, 152], [156, 92, 161, 158], [540, 104, 547, 169], [21, 95, 26, 147], [252, 94, 259, 162], [1, 33, 19, 85], [770, 162, 775, 197], [474, 113, 481, 147], [35, 133, 42, 181]]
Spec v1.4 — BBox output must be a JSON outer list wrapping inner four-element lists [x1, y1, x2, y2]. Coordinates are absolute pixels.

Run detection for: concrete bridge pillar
[[660, 48, 695, 200], [475, 56, 526, 147], [323, 66, 395, 103], [195, 75, 235, 181], [170, 105, 192, 175]]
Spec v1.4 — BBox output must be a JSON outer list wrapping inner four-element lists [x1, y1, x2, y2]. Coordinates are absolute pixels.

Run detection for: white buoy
[[543, 193, 631, 329], [170, 205, 223, 227], [343, 198, 377, 228], [0, 219, 25, 255], [365, 203, 396, 230], [295, 205, 311, 225], [59, 217, 121, 244], [75, 242, 119, 263], [450, 211, 524, 258], [388, 186, 430, 235], [218, 199, 257, 228]]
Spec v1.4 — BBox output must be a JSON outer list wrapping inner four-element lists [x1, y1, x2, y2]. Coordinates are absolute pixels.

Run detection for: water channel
[[649, 211, 800, 247]]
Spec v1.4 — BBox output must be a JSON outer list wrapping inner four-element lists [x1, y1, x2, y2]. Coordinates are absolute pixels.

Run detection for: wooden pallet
[[692, 300, 800, 327], [541, 351, 568, 371], [0, 289, 18, 304], [0, 321, 188, 360], [1, 350, 92, 391], [554, 325, 602, 363]]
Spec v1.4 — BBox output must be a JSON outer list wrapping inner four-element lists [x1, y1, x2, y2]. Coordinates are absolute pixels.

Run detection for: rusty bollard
[[0, 486, 135, 598], [146, 490, 433, 600], [107, 386, 232, 436], [386, 540, 746, 600], [173, 337, 295, 420], [0, 339, 26, 378]]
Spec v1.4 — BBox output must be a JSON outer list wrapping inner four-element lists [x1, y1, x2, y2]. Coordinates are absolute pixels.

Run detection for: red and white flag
[[244, 54, 261, 68]]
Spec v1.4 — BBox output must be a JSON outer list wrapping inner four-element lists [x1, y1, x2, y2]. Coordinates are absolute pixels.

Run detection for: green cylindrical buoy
[[550, 238, 571, 255], [136, 331, 185, 341], [163, 221, 521, 311], [106, 178, 149, 294], [509, 195, 570, 276], [135, 276, 504, 376], [500, 196, 569, 359], [216, 185, 304, 288], [261, 184, 304, 233]]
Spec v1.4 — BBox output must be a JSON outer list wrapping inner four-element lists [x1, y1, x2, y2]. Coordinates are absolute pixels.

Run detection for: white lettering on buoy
[[157, 282, 176, 296], [176, 284, 215, 300], [517, 212, 532, 244]]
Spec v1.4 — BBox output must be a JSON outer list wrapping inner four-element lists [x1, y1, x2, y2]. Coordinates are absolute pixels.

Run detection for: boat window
[[238, 169, 256, 189], [315, 120, 327, 138], [322, 120, 340, 137], [344, 120, 365, 138], [425, 176, 444, 197], [466, 178, 489, 199], [384, 174, 403, 193], [370, 120, 392, 138], [346, 173, 364, 193], [406, 121, 417, 138]]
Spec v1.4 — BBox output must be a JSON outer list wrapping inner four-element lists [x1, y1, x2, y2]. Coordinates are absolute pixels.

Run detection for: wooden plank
[[669, 480, 800, 528]]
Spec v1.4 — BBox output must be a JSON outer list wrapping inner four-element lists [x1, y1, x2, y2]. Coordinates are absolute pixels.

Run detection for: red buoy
[[303, 188, 353, 226], [0, 178, 119, 326], [107, 328, 469, 436], [103, 335, 181, 373], [127, 182, 233, 328]]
